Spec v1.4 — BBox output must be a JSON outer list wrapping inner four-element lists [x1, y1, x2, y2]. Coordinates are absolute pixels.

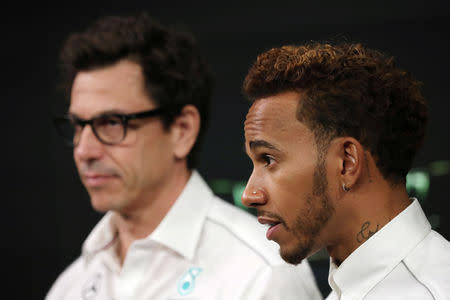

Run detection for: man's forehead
[[72, 60, 144, 93], [69, 60, 155, 116], [244, 92, 300, 133]]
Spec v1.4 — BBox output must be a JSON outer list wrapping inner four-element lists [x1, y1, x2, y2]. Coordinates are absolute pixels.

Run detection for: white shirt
[[46, 171, 322, 300], [326, 199, 450, 300]]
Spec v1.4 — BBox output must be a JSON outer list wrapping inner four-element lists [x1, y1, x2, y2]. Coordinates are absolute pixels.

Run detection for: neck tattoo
[[356, 221, 379, 243]]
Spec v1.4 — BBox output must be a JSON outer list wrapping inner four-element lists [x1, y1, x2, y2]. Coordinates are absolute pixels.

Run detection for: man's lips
[[258, 216, 282, 240], [82, 173, 117, 187]]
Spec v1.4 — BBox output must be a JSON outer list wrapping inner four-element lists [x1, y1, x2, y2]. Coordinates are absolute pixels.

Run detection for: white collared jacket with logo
[[46, 171, 323, 300]]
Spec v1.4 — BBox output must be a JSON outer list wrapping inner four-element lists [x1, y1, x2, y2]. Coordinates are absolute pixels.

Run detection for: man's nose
[[241, 174, 267, 208], [74, 126, 103, 162]]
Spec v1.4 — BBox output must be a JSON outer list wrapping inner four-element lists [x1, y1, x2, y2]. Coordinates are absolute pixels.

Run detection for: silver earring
[[342, 184, 350, 192], [252, 191, 257, 194]]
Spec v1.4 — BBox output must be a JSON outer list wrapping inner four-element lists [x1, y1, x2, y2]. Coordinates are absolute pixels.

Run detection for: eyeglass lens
[[58, 115, 126, 146]]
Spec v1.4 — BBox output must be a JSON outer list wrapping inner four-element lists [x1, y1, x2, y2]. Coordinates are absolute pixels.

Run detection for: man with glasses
[[46, 13, 322, 300]]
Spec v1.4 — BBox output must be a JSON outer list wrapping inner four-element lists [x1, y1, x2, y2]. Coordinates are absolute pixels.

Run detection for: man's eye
[[69, 117, 83, 129], [99, 116, 121, 127], [262, 154, 274, 167]]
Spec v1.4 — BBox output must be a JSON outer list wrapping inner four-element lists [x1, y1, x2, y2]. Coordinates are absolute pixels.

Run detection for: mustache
[[256, 210, 286, 226], [78, 162, 118, 176]]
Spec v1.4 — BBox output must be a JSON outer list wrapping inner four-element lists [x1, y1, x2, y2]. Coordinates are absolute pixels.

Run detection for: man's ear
[[339, 137, 364, 191], [171, 105, 200, 160]]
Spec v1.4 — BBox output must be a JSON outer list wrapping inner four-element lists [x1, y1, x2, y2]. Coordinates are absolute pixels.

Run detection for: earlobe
[[171, 105, 200, 160]]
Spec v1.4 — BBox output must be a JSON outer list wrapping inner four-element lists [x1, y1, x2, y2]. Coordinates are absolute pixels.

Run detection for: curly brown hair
[[243, 42, 428, 184], [60, 12, 212, 169]]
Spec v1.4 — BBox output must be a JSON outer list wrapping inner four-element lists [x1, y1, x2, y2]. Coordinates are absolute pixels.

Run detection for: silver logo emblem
[[82, 273, 102, 300]]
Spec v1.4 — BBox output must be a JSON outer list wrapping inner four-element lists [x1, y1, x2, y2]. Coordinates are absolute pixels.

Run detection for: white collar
[[328, 199, 431, 298], [149, 170, 213, 260], [82, 170, 213, 264]]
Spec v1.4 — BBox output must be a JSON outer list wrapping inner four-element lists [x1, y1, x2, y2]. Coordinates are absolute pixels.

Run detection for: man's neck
[[327, 181, 412, 266], [114, 166, 192, 265]]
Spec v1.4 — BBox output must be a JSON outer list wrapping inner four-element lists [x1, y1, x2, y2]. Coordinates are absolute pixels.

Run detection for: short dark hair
[[60, 12, 212, 169], [243, 42, 428, 184]]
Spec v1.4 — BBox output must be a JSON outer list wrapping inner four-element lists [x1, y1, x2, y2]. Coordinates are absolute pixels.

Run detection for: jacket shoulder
[[404, 230, 450, 299], [45, 257, 84, 300]]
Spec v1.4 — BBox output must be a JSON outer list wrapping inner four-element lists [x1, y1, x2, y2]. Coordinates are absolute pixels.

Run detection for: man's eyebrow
[[248, 140, 281, 152], [68, 109, 127, 118]]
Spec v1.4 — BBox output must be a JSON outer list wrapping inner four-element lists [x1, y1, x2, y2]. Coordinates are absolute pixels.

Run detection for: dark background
[[3, 1, 450, 298]]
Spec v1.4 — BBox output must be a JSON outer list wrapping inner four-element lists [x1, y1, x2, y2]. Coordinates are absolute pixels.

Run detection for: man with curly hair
[[241, 42, 450, 299], [46, 13, 322, 300]]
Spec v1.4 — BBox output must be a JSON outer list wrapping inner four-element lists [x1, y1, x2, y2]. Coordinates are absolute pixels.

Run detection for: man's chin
[[279, 242, 314, 265], [280, 250, 306, 265], [89, 193, 116, 213], [90, 202, 111, 213]]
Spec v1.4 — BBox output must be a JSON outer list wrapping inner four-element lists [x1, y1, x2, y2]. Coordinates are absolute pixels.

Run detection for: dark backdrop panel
[[2, 1, 449, 298]]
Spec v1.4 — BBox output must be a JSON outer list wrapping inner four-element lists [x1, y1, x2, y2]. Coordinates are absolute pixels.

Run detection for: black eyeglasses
[[53, 107, 165, 146]]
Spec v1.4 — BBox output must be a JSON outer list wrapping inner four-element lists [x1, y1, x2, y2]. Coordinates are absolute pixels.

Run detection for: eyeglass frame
[[53, 107, 166, 146]]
